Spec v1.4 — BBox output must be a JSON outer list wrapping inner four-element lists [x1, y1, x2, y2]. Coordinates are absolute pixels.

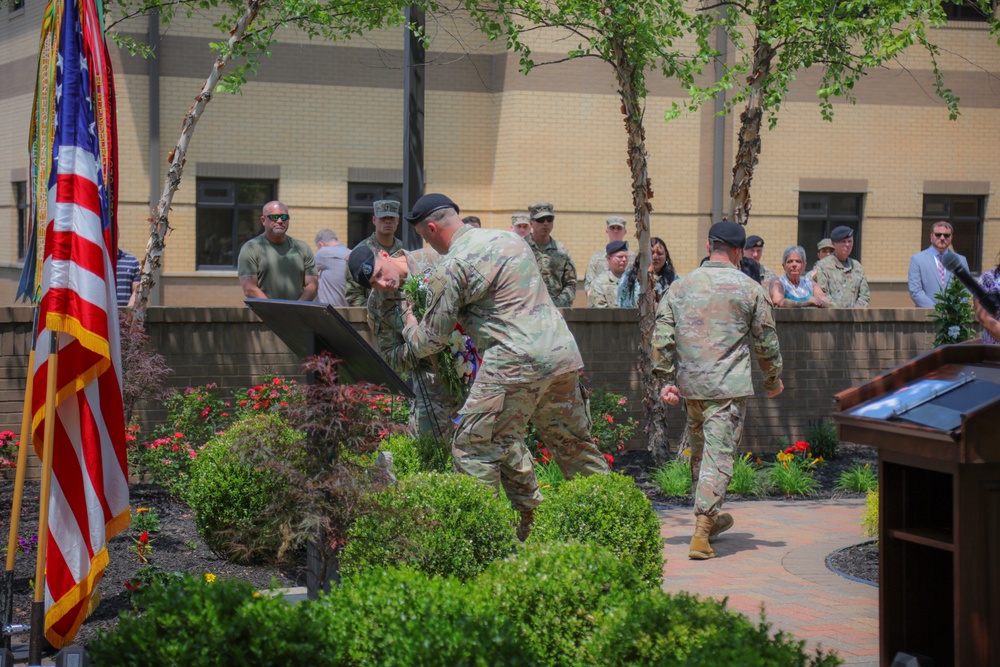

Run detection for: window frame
[[15, 181, 29, 261], [195, 178, 277, 270], [797, 192, 865, 266], [347, 182, 403, 248], [922, 194, 986, 274]]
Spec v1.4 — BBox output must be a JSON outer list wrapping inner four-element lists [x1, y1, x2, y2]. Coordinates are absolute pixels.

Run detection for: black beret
[[348, 245, 377, 289], [830, 225, 854, 242], [708, 221, 746, 248], [745, 235, 764, 249], [606, 240, 628, 255], [403, 193, 460, 225]]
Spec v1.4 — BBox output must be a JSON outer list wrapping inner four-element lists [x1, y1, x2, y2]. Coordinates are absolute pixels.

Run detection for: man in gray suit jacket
[[908, 221, 969, 307]]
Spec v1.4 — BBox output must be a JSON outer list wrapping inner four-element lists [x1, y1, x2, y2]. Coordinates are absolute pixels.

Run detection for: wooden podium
[[834, 344, 1000, 667]]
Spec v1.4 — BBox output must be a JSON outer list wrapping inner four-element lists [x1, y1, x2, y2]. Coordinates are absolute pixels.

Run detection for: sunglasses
[[536, 216, 554, 223], [266, 213, 290, 222], [933, 232, 952, 239]]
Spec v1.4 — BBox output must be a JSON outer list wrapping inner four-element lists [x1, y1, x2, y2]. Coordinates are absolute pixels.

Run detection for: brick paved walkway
[[658, 498, 879, 666]]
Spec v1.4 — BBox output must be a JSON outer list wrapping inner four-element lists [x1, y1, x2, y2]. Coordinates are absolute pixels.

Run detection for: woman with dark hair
[[975, 250, 1000, 344], [617, 237, 678, 307]]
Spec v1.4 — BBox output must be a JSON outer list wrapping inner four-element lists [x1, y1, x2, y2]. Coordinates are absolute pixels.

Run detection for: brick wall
[[0, 306, 939, 479]]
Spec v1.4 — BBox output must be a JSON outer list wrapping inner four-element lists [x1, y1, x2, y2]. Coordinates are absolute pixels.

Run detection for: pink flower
[[272, 377, 282, 385], [617, 397, 626, 406], [174, 432, 184, 440]]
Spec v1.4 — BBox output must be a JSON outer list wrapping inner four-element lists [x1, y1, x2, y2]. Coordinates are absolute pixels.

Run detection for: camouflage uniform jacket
[[760, 263, 779, 288], [366, 248, 457, 417], [345, 233, 404, 306], [587, 271, 621, 308], [402, 226, 584, 384], [813, 255, 870, 308], [652, 260, 782, 399], [584, 248, 636, 294], [527, 236, 577, 307]]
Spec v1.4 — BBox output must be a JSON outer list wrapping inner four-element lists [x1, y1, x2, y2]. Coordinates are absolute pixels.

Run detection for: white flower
[[948, 325, 961, 339], [457, 360, 474, 378], [448, 330, 465, 353]]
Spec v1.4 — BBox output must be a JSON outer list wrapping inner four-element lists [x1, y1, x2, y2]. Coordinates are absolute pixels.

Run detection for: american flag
[[29, 0, 129, 647]]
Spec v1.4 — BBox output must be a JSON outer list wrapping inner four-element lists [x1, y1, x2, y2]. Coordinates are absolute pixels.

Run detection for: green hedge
[[90, 543, 842, 667], [531, 472, 664, 586], [339, 471, 514, 580], [185, 413, 303, 563]]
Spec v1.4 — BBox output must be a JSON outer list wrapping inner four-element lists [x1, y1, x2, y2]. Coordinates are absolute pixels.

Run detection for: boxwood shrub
[[475, 541, 645, 666], [339, 471, 514, 580], [185, 413, 303, 563], [378, 432, 453, 479], [530, 472, 664, 586]]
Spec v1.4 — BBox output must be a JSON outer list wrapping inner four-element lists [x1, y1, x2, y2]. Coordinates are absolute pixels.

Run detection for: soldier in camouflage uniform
[[345, 200, 404, 306], [813, 226, 870, 308], [526, 202, 577, 308], [347, 245, 458, 442], [399, 194, 609, 540], [587, 241, 629, 308], [653, 221, 784, 560], [745, 235, 779, 287], [584, 216, 636, 295], [510, 212, 531, 239]]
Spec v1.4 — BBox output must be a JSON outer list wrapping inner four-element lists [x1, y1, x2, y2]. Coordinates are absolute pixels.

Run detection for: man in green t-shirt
[[238, 200, 318, 301]]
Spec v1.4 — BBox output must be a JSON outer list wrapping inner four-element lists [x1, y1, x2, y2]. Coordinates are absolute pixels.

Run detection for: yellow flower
[[776, 451, 794, 464], [864, 463, 869, 469], [809, 458, 820, 467], [253, 592, 261, 598], [204, 573, 216, 583], [682, 449, 691, 458], [136, 508, 149, 513], [743, 452, 751, 461]]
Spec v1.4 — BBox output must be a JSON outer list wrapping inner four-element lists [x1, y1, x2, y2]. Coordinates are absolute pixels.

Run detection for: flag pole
[[28, 332, 58, 665], [1, 309, 38, 650]]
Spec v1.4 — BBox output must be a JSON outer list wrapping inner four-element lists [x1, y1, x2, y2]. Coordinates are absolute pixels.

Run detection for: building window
[[798, 192, 864, 265], [922, 194, 985, 273], [195, 179, 276, 269], [15, 182, 30, 260], [347, 182, 402, 248], [942, 0, 994, 21]]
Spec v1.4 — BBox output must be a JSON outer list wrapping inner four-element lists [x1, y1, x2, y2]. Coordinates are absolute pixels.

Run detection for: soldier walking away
[[399, 194, 609, 541], [653, 221, 783, 560]]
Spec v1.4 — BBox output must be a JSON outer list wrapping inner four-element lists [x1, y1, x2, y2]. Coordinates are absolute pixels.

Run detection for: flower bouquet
[[402, 275, 481, 404]]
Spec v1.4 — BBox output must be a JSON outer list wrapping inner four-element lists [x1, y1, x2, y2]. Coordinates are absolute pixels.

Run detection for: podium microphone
[[941, 251, 1000, 319]]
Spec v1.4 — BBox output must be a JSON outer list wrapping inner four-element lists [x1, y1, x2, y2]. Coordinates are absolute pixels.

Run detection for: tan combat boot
[[709, 512, 733, 543], [688, 514, 716, 560], [516, 509, 535, 542]]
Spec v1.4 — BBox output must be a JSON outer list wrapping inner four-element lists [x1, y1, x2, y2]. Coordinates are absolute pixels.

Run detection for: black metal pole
[[401, 6, 425, 250]]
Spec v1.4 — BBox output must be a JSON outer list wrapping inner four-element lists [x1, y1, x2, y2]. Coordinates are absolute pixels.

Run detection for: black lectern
[[834, 344, 1000, 667], [245, 299, 413, 398]]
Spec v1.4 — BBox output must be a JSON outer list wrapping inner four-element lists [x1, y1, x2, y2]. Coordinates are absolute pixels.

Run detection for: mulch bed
[[0, 482, 304, 651], [0, 442, 879, 652]]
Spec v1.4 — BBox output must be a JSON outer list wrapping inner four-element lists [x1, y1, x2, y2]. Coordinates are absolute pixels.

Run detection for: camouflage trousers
[[453, 370, 609, 512], [685, 397, 747, 517], [408, 373, 459, 450]]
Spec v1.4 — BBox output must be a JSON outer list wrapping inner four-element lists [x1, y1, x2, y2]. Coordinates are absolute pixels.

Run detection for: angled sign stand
[[245, 299, 413, 398]]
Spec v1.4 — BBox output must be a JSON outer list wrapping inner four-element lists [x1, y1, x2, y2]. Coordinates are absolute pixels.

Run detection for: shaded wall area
[[0, 306, 936, 477]]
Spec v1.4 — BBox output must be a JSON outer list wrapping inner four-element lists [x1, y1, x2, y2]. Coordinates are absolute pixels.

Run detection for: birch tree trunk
[[611, 38, 671, 465], [728, 29, 776, 226], [131, 0, 265, 323]]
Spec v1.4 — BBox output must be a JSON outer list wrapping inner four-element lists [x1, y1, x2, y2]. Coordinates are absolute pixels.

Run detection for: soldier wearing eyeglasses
[[237, 200, 318, 301], [908, 221, 969, 307]]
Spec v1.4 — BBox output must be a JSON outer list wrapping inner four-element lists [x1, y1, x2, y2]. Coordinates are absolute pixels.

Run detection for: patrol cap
[[511, 212, 531, 226], [830, 226, 854, 242], [745, 235, 764, 249], [708, 221, 746, 248], [817, 238, 834, 251], [348, 245, 377, 289], [606, 216, 627, 229], [373, 200, 401, 219], [529, 202, 555, 220], [606, 240, 628, 255], [404, 193, 460, 225]]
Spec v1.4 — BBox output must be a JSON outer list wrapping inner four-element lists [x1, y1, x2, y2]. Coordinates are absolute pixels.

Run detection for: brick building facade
[[1, 4, 999, 306]]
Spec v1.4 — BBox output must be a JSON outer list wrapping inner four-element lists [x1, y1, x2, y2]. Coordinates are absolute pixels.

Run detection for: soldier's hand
[[403, 307, 418, 328], [659, 385, 681, 405], [767, 380, 784, 398]]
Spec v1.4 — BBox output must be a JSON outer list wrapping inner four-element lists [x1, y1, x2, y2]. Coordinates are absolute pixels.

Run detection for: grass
[[651, 458, 691, 497], [766, 456, 820, 497], [729, 453, 767, 496], [834, 463, 877, 493], [534, 460, 566, 493]]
